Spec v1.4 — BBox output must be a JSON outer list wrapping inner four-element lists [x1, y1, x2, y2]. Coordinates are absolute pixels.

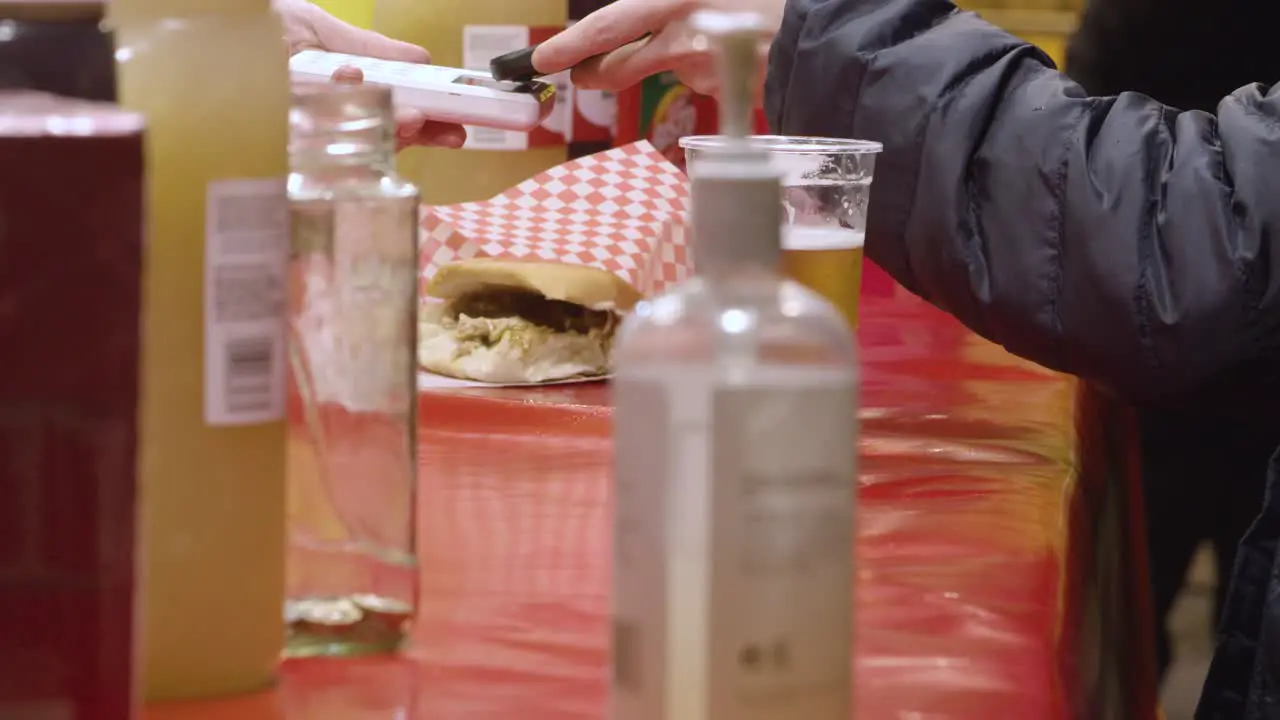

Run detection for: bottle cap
[[490, 46, 539, 82]]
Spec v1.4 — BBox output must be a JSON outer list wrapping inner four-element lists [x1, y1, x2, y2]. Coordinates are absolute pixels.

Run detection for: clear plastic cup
[[680, 135, 882, 327]]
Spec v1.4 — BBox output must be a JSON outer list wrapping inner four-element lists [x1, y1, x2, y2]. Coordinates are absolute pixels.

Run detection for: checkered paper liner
[[418, 141, 691, 389]]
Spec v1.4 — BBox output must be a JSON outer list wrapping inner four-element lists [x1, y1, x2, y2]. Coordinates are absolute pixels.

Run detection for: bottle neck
[[289, 85, 398, 184], [715, 23, 758, 139], [290, 141, 398, 182], [689, 147, 783, 276]]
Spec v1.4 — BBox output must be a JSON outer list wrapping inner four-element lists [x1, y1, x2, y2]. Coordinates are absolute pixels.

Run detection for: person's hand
[[531, 0, 783, 96], [278, 0, 466, 149]]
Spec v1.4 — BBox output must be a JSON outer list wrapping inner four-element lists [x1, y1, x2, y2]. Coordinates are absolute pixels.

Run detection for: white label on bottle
[[612, 369, 856, 719], [203, 178, 288, 426]]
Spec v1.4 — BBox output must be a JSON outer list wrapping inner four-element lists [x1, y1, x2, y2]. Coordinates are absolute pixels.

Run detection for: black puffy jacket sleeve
[[764, 0, 1280, 403]]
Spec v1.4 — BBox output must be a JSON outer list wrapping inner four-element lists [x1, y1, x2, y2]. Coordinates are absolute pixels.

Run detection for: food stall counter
[[145, 288, 1158, 719]]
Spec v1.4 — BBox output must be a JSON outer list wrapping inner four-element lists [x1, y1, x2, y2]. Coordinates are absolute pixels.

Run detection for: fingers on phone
[[331, 65, 364, 84], [573, 28, 685, 91]]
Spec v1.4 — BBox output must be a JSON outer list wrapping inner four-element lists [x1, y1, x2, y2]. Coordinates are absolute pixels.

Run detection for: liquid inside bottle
[[285, 83, 419, 657], [110, 0, 291, 700]]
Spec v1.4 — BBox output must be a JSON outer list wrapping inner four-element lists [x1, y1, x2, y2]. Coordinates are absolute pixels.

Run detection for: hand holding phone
[[289, 50, 556, 132]]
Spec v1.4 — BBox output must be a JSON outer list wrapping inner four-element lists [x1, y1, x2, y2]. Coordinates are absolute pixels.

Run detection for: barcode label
[[224, 338, 274, 414], [204, 178, 287, 426], [612, 618, 640, 693]]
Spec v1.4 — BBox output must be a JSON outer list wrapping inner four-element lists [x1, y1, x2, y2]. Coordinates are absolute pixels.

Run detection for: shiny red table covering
[[146, 284, 1157, 720]]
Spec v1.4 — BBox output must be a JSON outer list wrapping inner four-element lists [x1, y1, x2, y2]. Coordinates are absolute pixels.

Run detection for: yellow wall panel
[[1019, 32, 1067, 67], [960, 7, 1078, 69], [311, 0, 375, 28]]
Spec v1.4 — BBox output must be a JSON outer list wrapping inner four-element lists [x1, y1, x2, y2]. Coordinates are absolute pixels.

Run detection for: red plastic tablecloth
[[147, 283, 1152, 720]]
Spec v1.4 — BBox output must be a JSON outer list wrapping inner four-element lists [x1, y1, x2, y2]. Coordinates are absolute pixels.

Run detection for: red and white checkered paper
[[419, 141, 690, 296], [417, 141, 691, 389]]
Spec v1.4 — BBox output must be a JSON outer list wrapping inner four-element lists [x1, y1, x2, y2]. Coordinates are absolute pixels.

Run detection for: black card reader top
[[490, 46, 540, 83]]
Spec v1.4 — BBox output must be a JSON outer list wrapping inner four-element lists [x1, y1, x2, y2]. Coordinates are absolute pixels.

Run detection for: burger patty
[[450, 289, 616, 335]]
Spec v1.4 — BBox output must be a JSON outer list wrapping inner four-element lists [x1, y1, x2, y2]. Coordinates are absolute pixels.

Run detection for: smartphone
[[289, 50, 556, 132]]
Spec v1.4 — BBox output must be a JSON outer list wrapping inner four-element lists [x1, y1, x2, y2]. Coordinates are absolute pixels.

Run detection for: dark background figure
[[1064, 0, 1280, 682]]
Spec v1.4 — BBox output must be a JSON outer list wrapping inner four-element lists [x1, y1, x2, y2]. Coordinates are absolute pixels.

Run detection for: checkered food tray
[[418, 141, 691, 389]]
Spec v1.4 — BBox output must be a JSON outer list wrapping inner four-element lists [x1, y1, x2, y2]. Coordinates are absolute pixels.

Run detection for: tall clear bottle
[[285, 83, 419, 657], [610, 11, 858, 720], [109, 0, 290, 700]]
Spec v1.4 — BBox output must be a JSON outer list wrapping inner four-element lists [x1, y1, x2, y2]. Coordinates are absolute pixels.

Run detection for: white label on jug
[[203, 178, 288, 426], [612, 367, 856, 720]]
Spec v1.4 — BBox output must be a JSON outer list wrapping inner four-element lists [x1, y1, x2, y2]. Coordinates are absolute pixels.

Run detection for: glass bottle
[[0, 1, 115, 101], [285, 83, 419, 658], [610, 12, 858, 720], [109, 0, 290, 701], [0, 92, 145, 720]]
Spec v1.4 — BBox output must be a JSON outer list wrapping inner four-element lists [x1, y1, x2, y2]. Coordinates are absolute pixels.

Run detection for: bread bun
[[426, 258, 642, 312]]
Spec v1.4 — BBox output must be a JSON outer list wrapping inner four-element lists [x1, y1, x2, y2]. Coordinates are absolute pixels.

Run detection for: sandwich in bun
[[418, 258, 643, 384]]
